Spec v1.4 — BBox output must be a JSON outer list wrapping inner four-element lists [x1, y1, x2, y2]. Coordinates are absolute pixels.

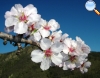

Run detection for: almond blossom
[[49, 30, 62, 42], [37, 19, 60, 38], [80, 60, 91, 73], [61, 52, 89, 70], [76, 36, 91, 54], [31, 38, 63, 70], [27, 23, 42, 41], [63, 38, 80, 56], [5, 4, 41, 34]]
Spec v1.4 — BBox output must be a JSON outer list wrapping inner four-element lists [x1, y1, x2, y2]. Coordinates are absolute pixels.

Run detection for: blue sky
[[0, 0, 100, 53]]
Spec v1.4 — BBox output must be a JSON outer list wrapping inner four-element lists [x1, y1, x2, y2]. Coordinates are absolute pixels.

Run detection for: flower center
[[69, 47, 75, 52], [70, 56, 76, 62], [19, 13, 27, 22], [81, 63, 84, 67], [45, 49, 52, 57], [29, 24, 35, 31], [44, 26, 51, 30]]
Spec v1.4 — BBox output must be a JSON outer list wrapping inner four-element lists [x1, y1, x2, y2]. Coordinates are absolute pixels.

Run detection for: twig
[[0, 31, 43, 52]]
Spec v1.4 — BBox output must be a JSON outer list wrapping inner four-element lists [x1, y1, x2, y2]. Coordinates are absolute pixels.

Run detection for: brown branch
[[0, 31, 42, 52]]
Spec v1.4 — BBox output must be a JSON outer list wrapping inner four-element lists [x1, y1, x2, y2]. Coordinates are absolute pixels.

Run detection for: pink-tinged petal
[[40, 29, 50, 38], [40, 57, 51, 71], [10, 6, 18, 16], [14, 22, 28, 34], [31, 50, 44, 63], [63, 45, 69, 54], [48, 19, 60, 31], [51, 53, 63, 65], [51, 42, 63, 53], [40, 38, 51, 50], [15, 4, 23, 13], [27, 14, 41, 23], [34, 31, 41, 41], [24, 4, 37, 16], [5, 17, 18, 27]]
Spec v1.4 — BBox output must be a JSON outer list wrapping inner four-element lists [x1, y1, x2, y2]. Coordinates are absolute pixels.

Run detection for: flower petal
[[51, 42, 63, 53], [24, 4, 37, 16], [40, 57, 51, 71], [27, 14, 41, 23], [4, 11, 12, 18], [61, 52, 69, 61], [61, 33, 69, 41], [38, 18, 47, 27], [51, 53, 63, 65], [63, 45, 69, 54], [83, 68, 88, 73], [34, 31, 41, 41], [63, 62, 68, 70], [5, 17, 18, 27], [14, 22, 28, 34], [40, 29, 50, 38], [31, 50, 44, 63], [10, 6, 18, 16], [40, 38, 51, 50], [84, 61, 91, 68], [15, 4, 23, 12], [66, 61, 76, 70], [64, 38, 72, 48], [48, 19, 60, 31]]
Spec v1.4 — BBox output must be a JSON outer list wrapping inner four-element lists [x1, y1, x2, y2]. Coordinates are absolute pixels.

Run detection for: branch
[[0, 31, 41, 54]]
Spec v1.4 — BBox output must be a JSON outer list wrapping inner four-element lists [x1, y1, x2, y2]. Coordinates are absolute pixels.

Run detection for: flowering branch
[[1, 4, 91, 73]]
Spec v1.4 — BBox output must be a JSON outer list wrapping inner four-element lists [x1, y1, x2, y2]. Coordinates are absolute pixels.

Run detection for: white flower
[[49, 30, 62, 42], [63, 38, 80, 56], [38, 19, 60, 38], [76, 36, 91, 54], [61, 52, 88, 70], [27, 23, 42, 41], [31, 38, 63, 70], [5, 4, 41, 34], [80, 61, 91, 73]]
